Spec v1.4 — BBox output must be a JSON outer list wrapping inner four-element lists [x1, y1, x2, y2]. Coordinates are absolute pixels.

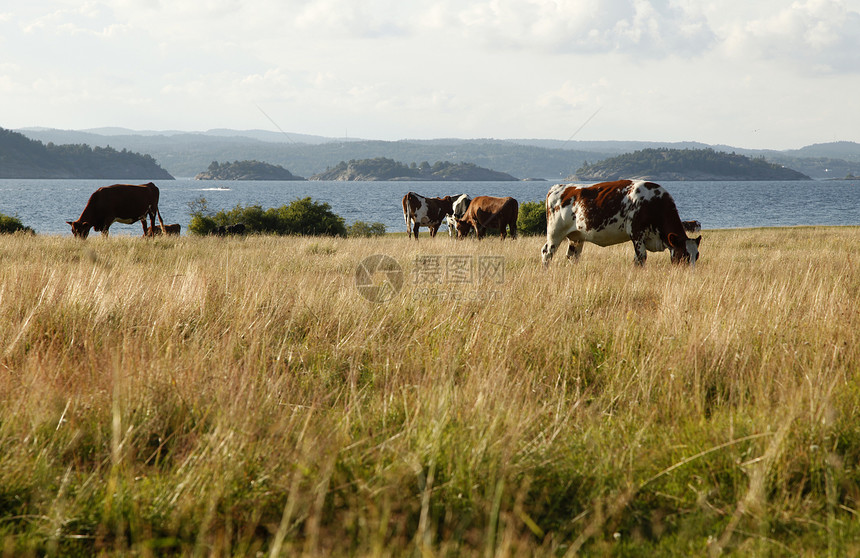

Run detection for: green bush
[[0, 213, 35, 234], [279, 197, 347, 236], [187, 196, 347, 236], [517, 200, 547, 236], [347, 221, 386, 237]]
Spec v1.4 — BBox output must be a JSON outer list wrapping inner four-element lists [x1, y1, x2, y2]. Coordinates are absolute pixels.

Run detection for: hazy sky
[[3, 0, 860, 149]]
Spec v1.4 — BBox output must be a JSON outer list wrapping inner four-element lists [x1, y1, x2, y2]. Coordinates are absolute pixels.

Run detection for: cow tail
[[403, 193, 411, 233]]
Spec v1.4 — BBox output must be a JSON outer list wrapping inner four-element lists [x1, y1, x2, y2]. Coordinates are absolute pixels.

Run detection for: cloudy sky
[[3, 0, 860, 149]]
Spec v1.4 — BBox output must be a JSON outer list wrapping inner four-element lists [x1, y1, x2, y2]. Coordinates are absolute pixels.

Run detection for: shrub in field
[[347, 220, 386, 237], [188, 196, 347, 236], [0, 212, 35, 234], [517, 200, 547, 236], [279, 197, 347, 236]]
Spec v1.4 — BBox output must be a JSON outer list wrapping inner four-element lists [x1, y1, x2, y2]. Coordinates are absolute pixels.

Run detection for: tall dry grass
[[1, 227, 859, 556]]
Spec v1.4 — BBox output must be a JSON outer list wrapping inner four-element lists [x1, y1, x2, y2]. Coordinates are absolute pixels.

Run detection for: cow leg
[[412, 223, 420, 240], [156, 208, 166, 234], [566, 239, 584, 261], [540, 242, 556, 265], [510, 222, 517, 240], [429, 225, 438, 237], [541, 231, 567, 266], [631, 239, 647, 266]]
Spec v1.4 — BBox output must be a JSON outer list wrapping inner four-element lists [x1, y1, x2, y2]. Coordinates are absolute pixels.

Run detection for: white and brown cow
[[541, 180, 701, 266], [402, 192, 455, 239], [455, 195, 518, 240]]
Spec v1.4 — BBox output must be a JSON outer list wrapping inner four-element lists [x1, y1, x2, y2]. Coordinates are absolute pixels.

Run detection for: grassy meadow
[[1, 227, 860, 556]]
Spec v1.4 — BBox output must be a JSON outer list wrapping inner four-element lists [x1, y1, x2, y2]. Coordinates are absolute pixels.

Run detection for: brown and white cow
[[143, 223, 181, 236], [455, 195, 518, 240], [402, 192, 455, 239], [541, 180, 701, 266], [68, 182, 166, 239]]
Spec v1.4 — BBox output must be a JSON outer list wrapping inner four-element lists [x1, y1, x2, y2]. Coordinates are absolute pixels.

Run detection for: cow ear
[[667, 232, 681, 248]]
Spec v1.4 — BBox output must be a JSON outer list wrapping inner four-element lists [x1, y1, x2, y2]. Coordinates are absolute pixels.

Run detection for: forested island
[[310, 157, 519, 181], [195, 160, 305, 181], [573, 148, 811, 181], [0, 127, 173, 179]]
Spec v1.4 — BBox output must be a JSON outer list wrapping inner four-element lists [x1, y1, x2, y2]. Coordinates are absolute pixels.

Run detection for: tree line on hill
[[195, 160, 305, 181], [309, 157, 519, 181], [574, 147, 810, 181], [11, 125, 860, 181], [0, 127, 173, 179]]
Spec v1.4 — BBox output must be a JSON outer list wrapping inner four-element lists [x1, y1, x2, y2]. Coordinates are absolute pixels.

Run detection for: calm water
[[0, 178, 858, 236]]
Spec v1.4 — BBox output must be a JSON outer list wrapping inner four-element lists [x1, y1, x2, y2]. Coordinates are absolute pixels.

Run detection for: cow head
[[668, 233, 702, 266], [455, 218, 473, 239], [67, 220, 93, 239]]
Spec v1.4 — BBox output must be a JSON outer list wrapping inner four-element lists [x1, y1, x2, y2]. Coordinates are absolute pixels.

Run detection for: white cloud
[[292, 0, 410, 37], [417, 0, 717, 57], [720, 0, 860, 73]]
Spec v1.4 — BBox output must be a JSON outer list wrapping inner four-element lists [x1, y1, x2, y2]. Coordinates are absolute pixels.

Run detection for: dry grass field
[[1, 227, 860, 556]]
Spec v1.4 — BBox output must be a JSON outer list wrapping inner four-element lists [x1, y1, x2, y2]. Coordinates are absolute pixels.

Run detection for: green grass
[[1, 228, 859, 556]]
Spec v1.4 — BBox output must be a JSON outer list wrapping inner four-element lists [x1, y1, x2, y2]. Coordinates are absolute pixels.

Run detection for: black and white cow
[[446, 194, 472, 237]]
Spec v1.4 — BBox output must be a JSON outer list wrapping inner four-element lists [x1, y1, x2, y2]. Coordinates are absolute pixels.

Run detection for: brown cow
[[402, 192, 455, 239], [68, 182, 165, 239], [143, 223, 181, 236], [455, 196, 518, 240]]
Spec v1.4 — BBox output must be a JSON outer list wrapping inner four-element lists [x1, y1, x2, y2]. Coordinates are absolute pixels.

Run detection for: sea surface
[[0, 178, 858, 236]]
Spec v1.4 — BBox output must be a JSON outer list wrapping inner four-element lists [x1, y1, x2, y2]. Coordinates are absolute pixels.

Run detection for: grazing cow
[[455, 196, 518, 240], [540, 180, 702, 266], [447, 194, 472, 237], [67, 182, 165, 239], [143, 223, 181, 236], [402, 192, 455, 239]]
